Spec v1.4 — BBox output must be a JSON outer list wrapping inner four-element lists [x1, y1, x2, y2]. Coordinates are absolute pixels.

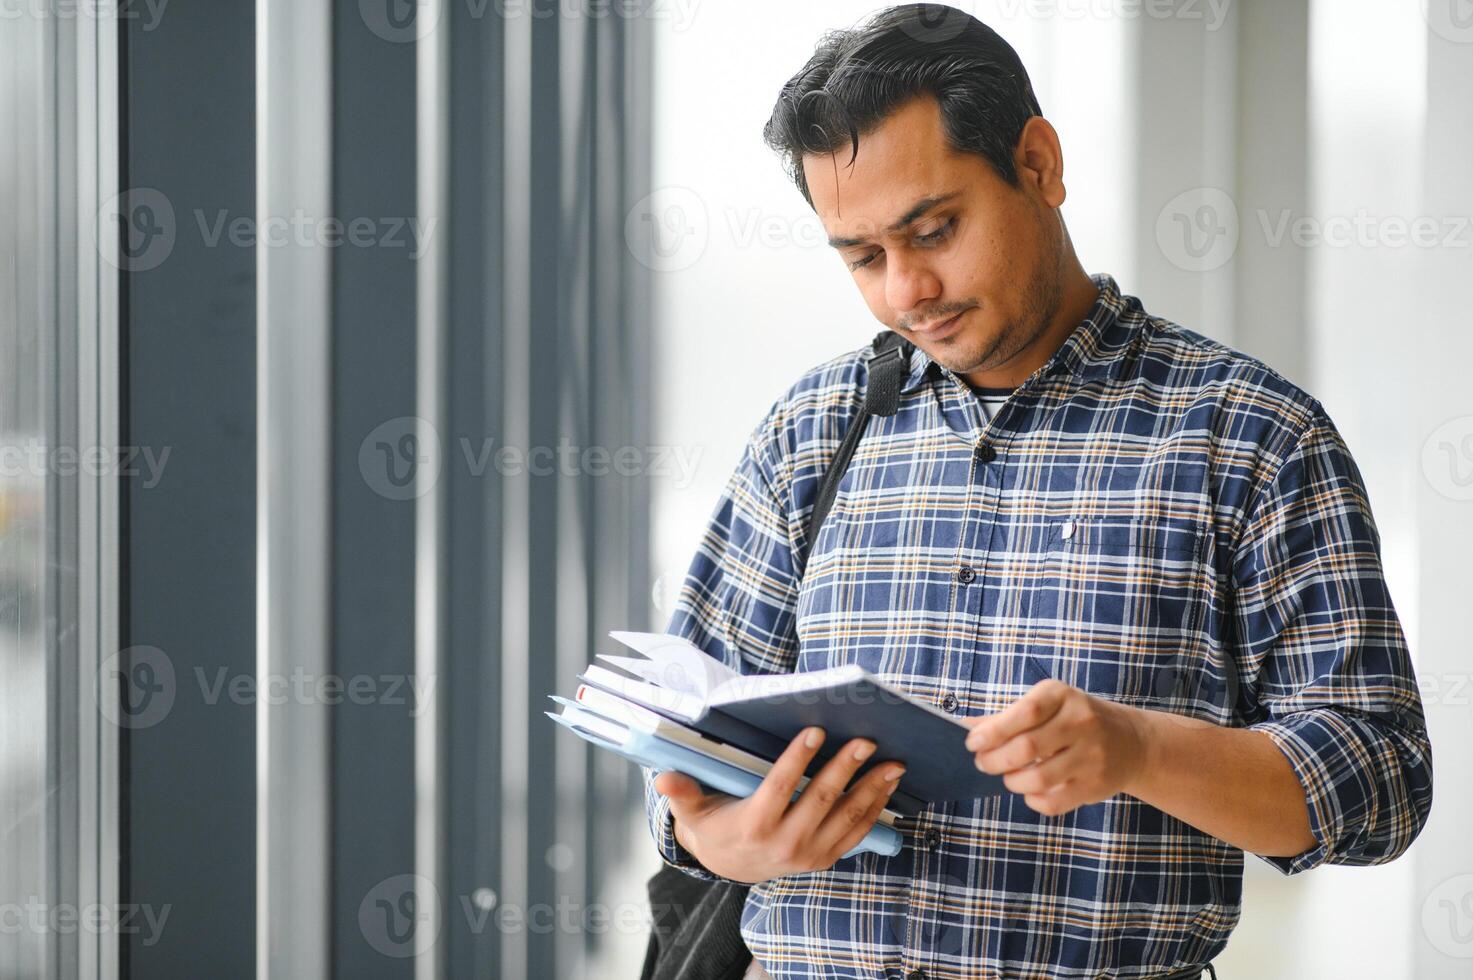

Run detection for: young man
[[645, 5, 1433, 978]]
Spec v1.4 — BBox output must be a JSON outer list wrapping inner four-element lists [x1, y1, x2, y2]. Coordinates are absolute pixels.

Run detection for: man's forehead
[[803, 154, 962, 243]]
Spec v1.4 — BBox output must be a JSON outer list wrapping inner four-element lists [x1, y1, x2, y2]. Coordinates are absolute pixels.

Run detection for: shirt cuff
[[1247, 712, 1350, 875], [642, 766, 729, 882]]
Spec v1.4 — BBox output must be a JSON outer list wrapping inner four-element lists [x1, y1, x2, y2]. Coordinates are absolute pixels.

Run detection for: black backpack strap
[[641, 866, 752, 980], [802, 331, 914, 565]]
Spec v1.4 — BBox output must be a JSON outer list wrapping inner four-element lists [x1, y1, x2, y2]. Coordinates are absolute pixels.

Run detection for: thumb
[[653, 770, 707, 816]]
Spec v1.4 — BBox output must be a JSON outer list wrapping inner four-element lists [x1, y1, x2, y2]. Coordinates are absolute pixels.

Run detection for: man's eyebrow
[[826, 192, 962, 248]]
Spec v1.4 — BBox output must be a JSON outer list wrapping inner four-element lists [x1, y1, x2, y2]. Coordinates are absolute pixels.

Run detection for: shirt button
[[907, 970, 927, 980], [955, 565, 976, 584], [940, 692, 958, 712], [974, 443, 997, 464], [923, 827, 942, 850]]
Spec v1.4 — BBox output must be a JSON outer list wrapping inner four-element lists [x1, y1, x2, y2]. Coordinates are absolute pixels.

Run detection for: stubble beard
[[939, 266, 1063, 379]]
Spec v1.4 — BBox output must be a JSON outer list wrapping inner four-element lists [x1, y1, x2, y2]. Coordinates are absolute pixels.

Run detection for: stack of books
[[546, 631, 1009, 859]]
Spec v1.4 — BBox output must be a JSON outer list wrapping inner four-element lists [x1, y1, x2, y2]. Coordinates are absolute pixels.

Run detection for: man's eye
[[848, 251, 880, 271], [916, 217, 955, 245]]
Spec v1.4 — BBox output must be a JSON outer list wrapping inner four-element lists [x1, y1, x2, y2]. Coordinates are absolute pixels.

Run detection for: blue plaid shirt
[[643, 274, 1432, 979]]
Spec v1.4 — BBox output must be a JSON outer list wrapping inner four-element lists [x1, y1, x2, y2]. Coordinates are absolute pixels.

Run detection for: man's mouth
[[910, 308, 969, 340]]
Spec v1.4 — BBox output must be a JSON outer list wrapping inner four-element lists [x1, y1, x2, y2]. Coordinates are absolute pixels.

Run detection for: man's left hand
[[961, 679, 1152, 816]]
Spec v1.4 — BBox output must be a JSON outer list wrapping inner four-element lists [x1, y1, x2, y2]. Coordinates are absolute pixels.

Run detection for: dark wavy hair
[[762, 4, 1042, 207]]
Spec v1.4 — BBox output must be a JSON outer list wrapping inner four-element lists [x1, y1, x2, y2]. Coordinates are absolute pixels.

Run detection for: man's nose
[[885, 251, 941, 317]]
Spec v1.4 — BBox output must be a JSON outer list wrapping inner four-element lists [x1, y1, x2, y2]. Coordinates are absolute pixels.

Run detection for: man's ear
[[1014, 116, 1067, 209]]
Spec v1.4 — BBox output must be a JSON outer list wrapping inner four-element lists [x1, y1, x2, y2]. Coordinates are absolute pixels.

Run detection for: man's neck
[[963, 268, 1100, 391]]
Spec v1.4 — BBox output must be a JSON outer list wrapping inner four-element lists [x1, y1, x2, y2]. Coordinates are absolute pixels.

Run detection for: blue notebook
[[581, 631, 1010, 816], [547, 701, 902, 858]]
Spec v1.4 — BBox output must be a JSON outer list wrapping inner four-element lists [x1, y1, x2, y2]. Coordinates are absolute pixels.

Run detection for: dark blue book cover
[[710, 673, 1008, 811], [588, 632, 1012, 814]]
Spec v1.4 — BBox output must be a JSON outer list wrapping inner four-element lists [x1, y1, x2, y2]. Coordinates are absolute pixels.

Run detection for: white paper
[[605, 630, 741, 698]]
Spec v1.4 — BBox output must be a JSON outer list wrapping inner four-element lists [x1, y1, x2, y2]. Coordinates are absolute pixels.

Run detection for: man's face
[[803, 94, 1064, 380]]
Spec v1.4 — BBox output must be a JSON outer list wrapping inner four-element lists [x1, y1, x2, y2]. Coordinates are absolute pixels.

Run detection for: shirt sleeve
[[1232, 409, 1434, 875], [642, 407, 805, 880]]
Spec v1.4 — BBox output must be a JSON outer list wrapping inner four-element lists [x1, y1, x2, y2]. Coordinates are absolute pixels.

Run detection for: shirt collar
[[898, 273, 1137, 395]]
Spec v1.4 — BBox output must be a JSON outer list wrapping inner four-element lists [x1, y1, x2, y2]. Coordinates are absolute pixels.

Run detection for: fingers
[[999, 741, 1078, 795], [964, 679, 1069, 754], [783, 735, 882, 830], [745, 726, 828, 831], [972, 721, 1071, 776], [810, 761, 905, 859], [1023, 777, 1083, 817]]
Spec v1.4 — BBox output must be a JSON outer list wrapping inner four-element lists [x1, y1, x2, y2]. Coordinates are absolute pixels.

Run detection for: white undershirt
[[975, 388, 1014, 423]]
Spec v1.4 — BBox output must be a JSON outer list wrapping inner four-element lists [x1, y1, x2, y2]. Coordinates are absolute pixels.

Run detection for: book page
[[605, 630, 740, 699], [708, 663, 866, 705]]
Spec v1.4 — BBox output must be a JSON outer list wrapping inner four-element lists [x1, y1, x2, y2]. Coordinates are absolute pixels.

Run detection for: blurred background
[[2, 1, 1470, 978]]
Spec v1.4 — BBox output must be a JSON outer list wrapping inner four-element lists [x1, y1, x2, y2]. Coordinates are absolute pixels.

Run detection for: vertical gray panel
[[496, 6, 655, 977], [1234, 0, 1309, 386], [120, 2, 257, 977], [499, 7, 534, 977], [1129, 0, 1239, 343], [585, 9, 656, 914], [330, 0, 419, 974], [1415, 15, 1473, 978], [2, 10, 123, 980], [1, 11, 61, 980], [256, 0, 332, 974], [445, 1, 506, 975], [414, 9, 451, 980], [524, 8, 565, 978], [421, 4, 653, 975], [76, 9, 125, 979]]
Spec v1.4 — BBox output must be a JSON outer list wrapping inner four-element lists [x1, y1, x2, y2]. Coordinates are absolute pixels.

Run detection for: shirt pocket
[[1022, 516, 1212, 707]]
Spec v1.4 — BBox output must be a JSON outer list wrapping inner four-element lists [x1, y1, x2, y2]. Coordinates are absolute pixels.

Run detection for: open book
[[579, 631, 1008, 815]]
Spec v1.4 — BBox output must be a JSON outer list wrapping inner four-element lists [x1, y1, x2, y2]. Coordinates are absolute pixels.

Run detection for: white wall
[[645, 1, 1134, 609]]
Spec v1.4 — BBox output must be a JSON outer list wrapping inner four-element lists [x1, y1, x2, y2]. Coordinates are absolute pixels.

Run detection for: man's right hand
[[652, 726, 905, 884]]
